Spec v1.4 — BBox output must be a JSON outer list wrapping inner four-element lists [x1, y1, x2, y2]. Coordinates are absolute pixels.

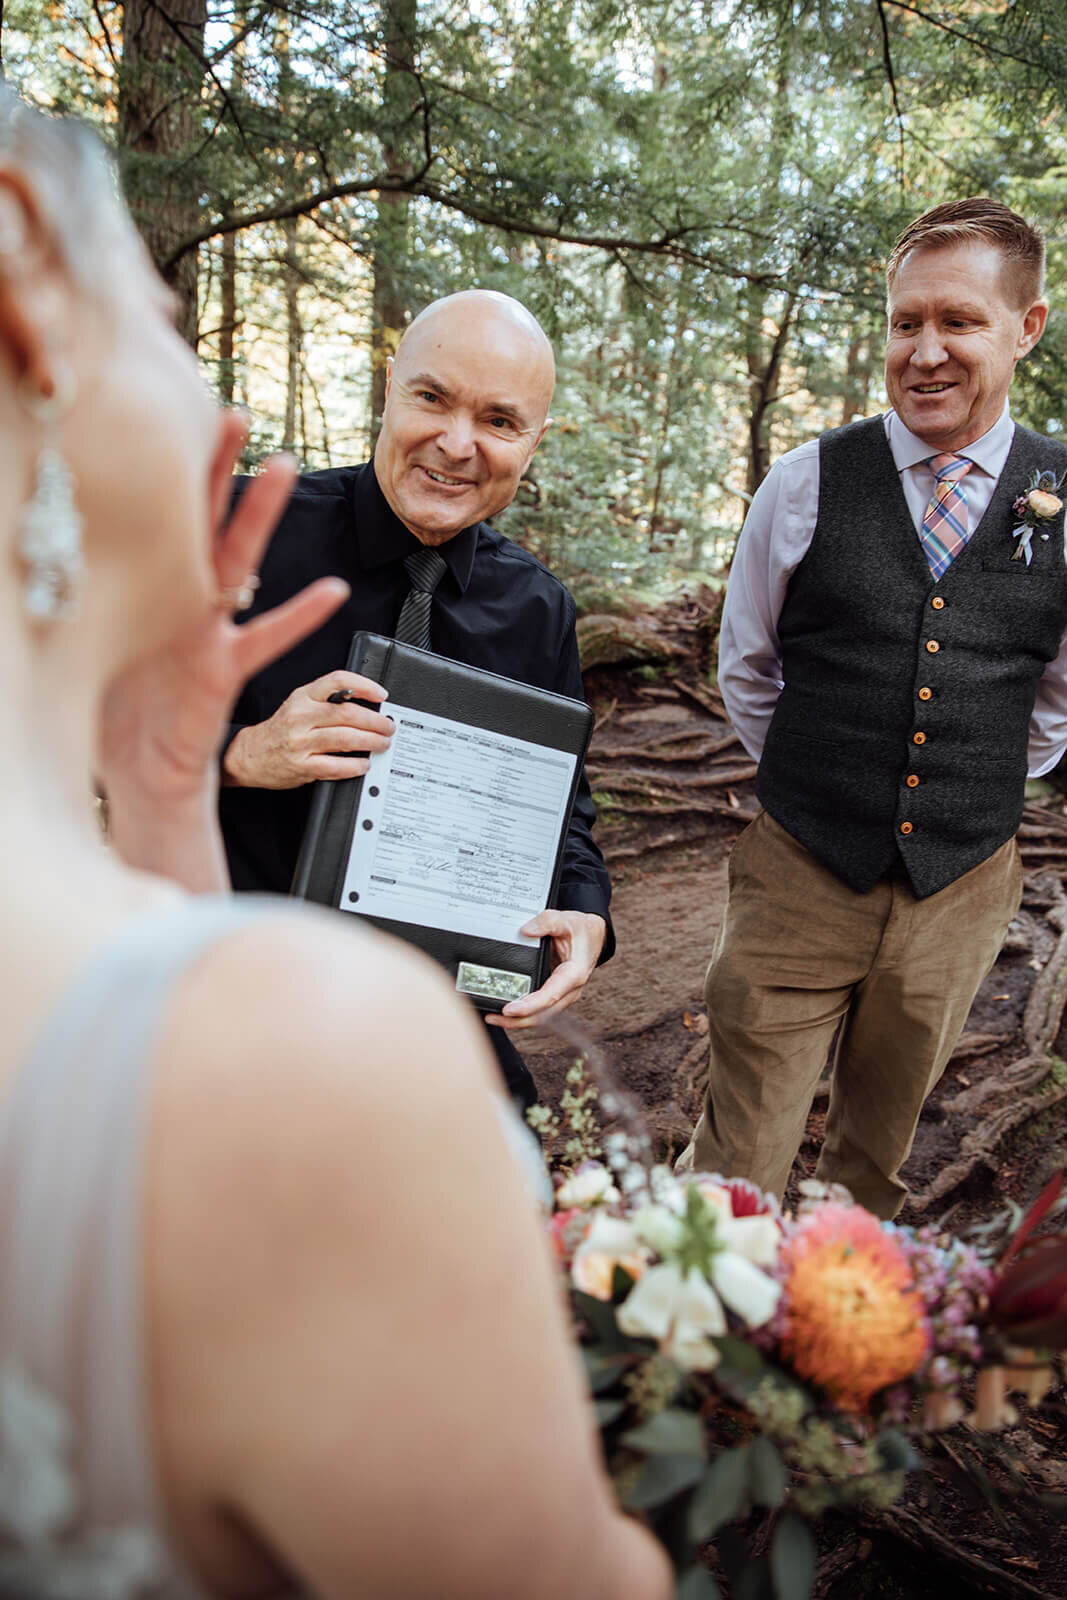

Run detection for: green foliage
[[6, 0, 1067, 590]]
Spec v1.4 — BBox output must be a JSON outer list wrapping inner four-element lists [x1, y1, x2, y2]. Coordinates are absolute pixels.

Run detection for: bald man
[[218, 291, 613, 1110]]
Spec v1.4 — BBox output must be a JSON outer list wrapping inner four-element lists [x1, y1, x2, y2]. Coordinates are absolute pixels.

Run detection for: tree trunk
[[118, 0, 207, 348], [370, 0, 417, 446], [219, 231, 239, 405], [743, 41, 793, 499], [841, 333, 873, 425], [218, 1, 248, 406], [282, 217, 302, 454]]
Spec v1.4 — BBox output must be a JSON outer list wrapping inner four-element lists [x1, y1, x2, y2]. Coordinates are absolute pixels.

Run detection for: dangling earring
[[16, 363, 83, 621]]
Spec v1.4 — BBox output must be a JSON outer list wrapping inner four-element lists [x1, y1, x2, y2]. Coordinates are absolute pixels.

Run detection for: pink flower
[[1027, 489, 1063, 520]]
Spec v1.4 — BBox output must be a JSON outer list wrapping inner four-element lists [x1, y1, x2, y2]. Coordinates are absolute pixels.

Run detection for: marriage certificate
[[338, 704, 578, 945]]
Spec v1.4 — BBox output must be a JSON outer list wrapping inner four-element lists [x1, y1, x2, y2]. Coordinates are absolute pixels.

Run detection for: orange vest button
[[913, 731, 926, 745], [931, 596, 945, 610], [900, 821, 914, 835], [918, 686, 933, 701], [906, 774, 920, 788], [926, 640, 940, 653]]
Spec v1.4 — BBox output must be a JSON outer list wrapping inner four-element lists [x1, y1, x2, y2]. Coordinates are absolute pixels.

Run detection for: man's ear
[[0, 168, 70, 392], [530, 415, 552, 459], [1017, 299, 1048, 360]]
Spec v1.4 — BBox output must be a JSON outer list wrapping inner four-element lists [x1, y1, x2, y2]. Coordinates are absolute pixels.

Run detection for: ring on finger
[[215, 574, 261, 613]]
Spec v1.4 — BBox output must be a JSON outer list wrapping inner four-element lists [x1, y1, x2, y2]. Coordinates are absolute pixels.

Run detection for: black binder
[[291, 632, 594, 1011]]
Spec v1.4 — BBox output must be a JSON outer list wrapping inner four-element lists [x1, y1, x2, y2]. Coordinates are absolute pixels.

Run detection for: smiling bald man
[[218, 292, 612, 1111]]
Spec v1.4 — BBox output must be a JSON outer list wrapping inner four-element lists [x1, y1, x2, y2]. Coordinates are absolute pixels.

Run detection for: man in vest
[[678, 198, 1067, 1219]]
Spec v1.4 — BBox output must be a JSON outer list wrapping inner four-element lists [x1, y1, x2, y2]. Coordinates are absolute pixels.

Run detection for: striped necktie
[[394, 547, 448, 650], [920, 454, 973, 580]]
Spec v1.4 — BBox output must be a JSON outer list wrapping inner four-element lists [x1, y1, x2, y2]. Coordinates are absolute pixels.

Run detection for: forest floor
[[525, 588, 1067, 1599]]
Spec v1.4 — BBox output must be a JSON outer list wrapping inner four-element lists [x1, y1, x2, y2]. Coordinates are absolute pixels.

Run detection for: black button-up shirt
[[219, 461, 613, 957]]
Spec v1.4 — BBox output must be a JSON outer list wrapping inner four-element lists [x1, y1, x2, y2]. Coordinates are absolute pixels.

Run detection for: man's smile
[[419, 465, 477, 488]]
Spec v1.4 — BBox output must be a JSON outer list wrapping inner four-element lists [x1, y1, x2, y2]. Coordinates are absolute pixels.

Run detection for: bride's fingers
[[235, 578, 349, 681], [207, 410, 250, 535], [214, 451, 298, 587]]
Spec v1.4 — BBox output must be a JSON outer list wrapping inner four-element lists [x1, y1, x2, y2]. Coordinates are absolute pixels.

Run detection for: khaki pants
[[677, 811, 1023, 1219]]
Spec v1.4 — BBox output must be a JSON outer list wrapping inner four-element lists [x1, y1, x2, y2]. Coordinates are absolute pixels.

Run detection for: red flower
[[987, 1173, 1067, 1348]]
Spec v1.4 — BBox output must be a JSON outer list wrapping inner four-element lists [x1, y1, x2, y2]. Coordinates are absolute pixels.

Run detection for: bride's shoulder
[[147, 899, 496, 1196]]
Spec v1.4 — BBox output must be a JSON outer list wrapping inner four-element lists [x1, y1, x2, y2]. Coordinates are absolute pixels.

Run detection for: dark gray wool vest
[[756, 416, 1067, 898]]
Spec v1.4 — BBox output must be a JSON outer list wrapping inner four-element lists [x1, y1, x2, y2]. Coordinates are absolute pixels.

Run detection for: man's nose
[[911, 325, 948, 368], [436, 411, 476, 459]]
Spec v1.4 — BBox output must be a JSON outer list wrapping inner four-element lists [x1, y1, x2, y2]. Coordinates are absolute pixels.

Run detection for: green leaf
[[734, 1555, 775, 1600], [594, 1397, 626, 1426], [612, 1262, 638, 1300], [624, 1450, 707, 1511], [712, 1335, 768, 1378], [687, 1446, 751, 1541], [623, 1408, 706, 1457], [677, 1566, 724, 1600], [770, 1513, 817, 1600], [748, 1435, 787, 1508], [709, 1335, 772, 1402], [573, 1290, 638, 1352], [875, 1427, 921, 1473], [582, 1348, 631, 1395]]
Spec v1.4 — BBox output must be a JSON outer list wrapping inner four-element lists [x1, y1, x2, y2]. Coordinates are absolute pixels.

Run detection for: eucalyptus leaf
[[712, 1336, 768, 1378], [624, 1451, 707, 1511], [572, 1290, 636, 1352], [687, 1446, 752, 1542], [623, 1408, 706, 1458], [747, 1435, 787, 1509], [594, 1397, 626, 1426], [582, 1348, 631, 1395], [677, 1566, 724, 1599], [875, 1427, 921, 1473], [769, 1513, 817, 1600], [734, 1555, 776, 1600]]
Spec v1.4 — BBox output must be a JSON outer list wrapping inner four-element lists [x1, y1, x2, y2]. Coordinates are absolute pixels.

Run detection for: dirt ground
[[522, 654, 1067, 1599]]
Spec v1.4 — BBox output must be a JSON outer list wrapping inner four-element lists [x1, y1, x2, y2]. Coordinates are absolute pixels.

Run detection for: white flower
[[715, 1213, 782, 1269], [632, 1202, 685, 1257], [556, 1162, 619, 1209], [708, 1250, 781, 1327], [617, 1262, 726, 1371], [571, 1213, 648, 1300]]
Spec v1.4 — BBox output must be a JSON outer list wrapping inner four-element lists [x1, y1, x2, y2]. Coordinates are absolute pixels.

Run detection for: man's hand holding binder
[[222, 668, 393, 789], [487, 907, 607, 1032]]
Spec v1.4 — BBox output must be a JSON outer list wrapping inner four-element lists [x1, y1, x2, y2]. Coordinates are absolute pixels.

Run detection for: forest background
[[5, 0, 1065, 610]]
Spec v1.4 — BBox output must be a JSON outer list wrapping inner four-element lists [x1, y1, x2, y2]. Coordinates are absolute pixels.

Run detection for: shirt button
[[926, 640, 940, 653], [906, 774, 920, 788], [931, 596, 946, 610], [913, 731, 926, 745], [900, 821, 914, 835], [918, 686, 933, 701]]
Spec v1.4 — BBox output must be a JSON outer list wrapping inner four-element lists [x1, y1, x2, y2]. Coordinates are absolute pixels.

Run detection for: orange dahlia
[[779, 1204, 930, 1411]]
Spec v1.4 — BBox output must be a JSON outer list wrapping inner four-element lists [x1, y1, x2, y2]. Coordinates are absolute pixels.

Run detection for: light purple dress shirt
[[719, 406, 1067, 777]]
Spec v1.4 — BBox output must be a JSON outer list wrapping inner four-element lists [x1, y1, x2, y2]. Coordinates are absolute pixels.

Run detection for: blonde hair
[[886, 198, 1045, 310]]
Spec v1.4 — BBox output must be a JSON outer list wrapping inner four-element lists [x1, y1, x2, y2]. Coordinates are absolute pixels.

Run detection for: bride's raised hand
[[97, 412, 348, 887]]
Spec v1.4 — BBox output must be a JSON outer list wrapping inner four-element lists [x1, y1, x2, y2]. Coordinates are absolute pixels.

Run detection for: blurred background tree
[[4, 0, 1065, 606]]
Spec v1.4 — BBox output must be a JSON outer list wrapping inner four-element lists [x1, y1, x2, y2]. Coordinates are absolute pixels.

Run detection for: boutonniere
[[1011, 468, 1066, 565]]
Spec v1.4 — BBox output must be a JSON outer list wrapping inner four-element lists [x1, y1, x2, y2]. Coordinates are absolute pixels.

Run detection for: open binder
[[291, 631, 594, 1011]]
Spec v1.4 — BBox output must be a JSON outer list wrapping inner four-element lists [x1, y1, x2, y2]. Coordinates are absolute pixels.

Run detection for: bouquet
[[535, 1063, 1067, 1599]]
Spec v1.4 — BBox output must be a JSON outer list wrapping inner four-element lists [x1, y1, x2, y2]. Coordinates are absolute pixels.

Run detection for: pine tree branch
[[874, 0, 906, 196]]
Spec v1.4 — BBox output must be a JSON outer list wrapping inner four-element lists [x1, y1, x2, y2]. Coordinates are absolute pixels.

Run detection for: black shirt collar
[[351, 460, 479, 594]]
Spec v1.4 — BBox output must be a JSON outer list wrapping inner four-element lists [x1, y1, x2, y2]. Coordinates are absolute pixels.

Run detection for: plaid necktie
[[394, 547, 448, 650], [920, 454, 973, 580]]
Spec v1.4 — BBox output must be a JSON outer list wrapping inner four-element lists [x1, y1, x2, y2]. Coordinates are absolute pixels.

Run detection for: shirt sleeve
[[717, 441, 821, 761], [551, 591, 616, 964], [1029, 620, 1067, 777]]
